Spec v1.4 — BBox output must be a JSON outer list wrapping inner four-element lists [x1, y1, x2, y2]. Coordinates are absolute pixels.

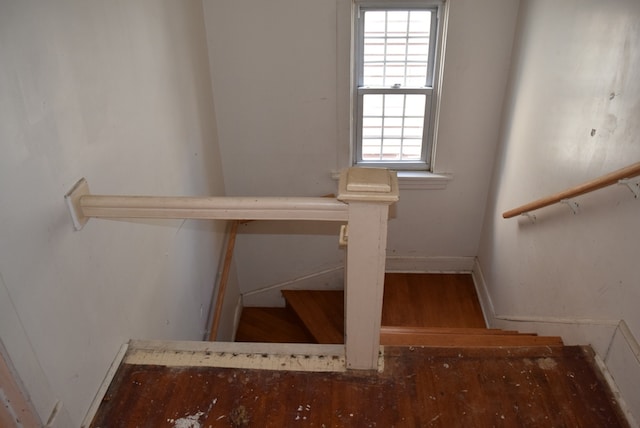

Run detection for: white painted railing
[[65, 167, 399, 370]]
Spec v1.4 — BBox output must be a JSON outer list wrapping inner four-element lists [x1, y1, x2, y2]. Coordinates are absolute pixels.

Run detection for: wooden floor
[[90, 345, 628, 427], [233, 307, 315, 343], [381, 273, 486, 328], [236, 273, 487, 343]]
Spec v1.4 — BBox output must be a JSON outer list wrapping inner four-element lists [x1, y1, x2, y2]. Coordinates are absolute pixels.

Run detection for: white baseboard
[[605, 322, 640, 427], [81, 343, 129, 428], [242, 266, 345, 307], [386, 256, 475, 272]]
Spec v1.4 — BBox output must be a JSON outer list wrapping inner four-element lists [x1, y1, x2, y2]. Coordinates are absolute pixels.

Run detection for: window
[[354, 3, 440, 170]]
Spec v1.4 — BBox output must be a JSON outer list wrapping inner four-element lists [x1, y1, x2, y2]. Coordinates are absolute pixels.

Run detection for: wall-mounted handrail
[[502, 162, 640, 219]]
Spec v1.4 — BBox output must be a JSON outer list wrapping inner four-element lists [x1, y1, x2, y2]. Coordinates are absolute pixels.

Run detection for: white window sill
[[396, 171, 453, 190], [331, 170, 452, 190]]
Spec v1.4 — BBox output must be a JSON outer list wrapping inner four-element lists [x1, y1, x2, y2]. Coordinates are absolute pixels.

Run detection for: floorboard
[[90, 345, 629, 427], [381, 273, 486, 328]]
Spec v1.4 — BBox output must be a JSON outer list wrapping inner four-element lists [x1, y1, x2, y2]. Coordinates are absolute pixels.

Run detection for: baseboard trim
[[471, 259, 636, 348], [243, 266, 344, 298], [242, 266, 345, 307], [594, 353, 639, 428], [81, 343, 129, 428], [241, 257, 476, 305], [386, 256, 475, 272]]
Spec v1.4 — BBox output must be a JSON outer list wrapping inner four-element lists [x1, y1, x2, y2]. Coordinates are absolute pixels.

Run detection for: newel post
[[337, 167, 399, 370]]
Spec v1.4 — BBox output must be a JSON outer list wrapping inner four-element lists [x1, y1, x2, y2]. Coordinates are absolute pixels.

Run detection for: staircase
[[89, 273, 629, 426], [235, 273, 564, 348]]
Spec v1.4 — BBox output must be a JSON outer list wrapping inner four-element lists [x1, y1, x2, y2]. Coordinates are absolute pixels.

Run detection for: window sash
[[357, 7, 438, 88], [354, 5, 438, 170], [355, 88, 433, 169], [353, 4, 439, 170]]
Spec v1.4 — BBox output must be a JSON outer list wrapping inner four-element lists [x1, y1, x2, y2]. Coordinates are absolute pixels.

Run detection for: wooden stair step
[[380, 326, 534, 336], [235, 307, 315, 343], [281, 290, 344, 344], [382, 273, 487, 328], [235, 275, 563, 348], [380, 326, 563, 347]]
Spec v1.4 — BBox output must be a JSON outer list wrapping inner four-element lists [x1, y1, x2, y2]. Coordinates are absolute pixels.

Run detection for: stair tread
[[380, 330, 564, 347], [382, 273, 487, 328], [282, 290, 344, 344], [235, 307, 315, 343], [380, 326, 535, 336], [237, 274, 562, 349]]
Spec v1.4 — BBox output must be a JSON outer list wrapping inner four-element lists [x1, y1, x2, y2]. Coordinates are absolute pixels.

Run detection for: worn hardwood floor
[[89, 274, 628, 427], [90, 345, 628, 427]]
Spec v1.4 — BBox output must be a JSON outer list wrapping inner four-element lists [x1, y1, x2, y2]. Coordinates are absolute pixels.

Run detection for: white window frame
[[353, 1, 442, 171]]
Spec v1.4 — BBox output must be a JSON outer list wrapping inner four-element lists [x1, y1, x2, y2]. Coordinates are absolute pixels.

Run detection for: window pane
[[362, 117, 382, 138], [362, 94, 383, 116], [383, 94, 406, 117], [405, 95, 426, 116], [362, 10, 432, 88], [361, 93, 426, 161]]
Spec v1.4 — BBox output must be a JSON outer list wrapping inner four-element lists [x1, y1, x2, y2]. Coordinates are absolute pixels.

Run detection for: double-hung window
[[354, 3, 440, 170]]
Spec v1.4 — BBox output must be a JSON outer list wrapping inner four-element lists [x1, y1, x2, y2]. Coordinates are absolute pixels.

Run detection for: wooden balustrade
[[65, 167, 399, 371]]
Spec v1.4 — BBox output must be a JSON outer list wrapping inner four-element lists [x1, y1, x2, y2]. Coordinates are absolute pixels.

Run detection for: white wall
[[477, 0, 640, 421], [202, 0, 520, 300], [203, 0, 345, 303], [0, 1, 234, 425], [386, 0, 520, 261]]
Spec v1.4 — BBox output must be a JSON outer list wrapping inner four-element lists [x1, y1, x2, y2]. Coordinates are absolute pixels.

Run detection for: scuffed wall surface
[[478, 0, 640, 421], [0, 1, 230, 424]]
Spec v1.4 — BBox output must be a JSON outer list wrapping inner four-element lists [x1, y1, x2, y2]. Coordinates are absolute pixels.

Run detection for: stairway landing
[[89, 343, 629, 427], [236, 273, 489, 344]]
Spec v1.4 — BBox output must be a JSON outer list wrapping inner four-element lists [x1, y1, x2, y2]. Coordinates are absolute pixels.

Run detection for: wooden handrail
[[80, 195, 348, 221], [64, 179, 350, 231], [503, 162, 640, 218]]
